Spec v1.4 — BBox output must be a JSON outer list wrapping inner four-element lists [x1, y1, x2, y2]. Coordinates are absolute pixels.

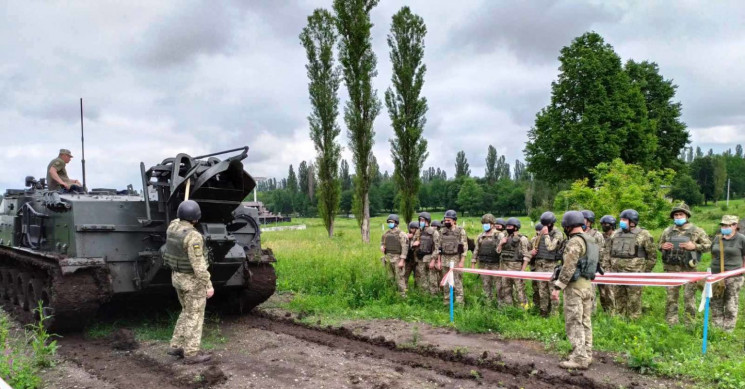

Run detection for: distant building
[[242, 201, 291, 225]]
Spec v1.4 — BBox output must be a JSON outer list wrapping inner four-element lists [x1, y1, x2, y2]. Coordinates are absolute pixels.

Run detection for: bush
[[670, 174, 704, 206]]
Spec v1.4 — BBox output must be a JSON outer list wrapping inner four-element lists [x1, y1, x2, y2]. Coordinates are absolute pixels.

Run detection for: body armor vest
[[610, 228, 647, 259], [536, 230, 561, 260], [384, 231, 402, 254], [164, 225, 196, 274], [569, 233, 600, 282], [477, 235, 500, 263], [662, 226, 698, 265], [441, 227, 462, 255], [500, 234, 522, 261], [418, 228, 435, 255]]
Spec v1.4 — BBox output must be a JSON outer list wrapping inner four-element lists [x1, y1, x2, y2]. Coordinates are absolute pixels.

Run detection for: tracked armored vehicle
[[0, 146, 276, 330]]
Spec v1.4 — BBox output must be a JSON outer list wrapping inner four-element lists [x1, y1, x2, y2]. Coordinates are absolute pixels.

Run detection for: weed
[[410, 325, 420, 347]]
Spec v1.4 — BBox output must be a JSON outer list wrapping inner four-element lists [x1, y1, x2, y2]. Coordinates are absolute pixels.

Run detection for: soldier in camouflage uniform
[[581, 211, 605, 313], [658, 203, 711, 325], [165, 200, 214, 364], [607, 209, 656, 320], [473, 214, 503, 303], [552, 211, 599, 370], [710, 215, 745, 332], [440, 210, 467, 305], [46, 149, 83, 192], [380, 214, 409, 298], [495, 218, 506, 234], [412, 212, 441, 295], [529, 223, 544, 309], [598, 215, 617, 313], [497, 218, 531, 307], [531, 212, 565, 316], [403, 221, 419, 287]]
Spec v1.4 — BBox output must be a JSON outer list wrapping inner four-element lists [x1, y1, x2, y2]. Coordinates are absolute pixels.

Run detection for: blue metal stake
[[449, 284, 454, 323], [702, 282, 711, 355]]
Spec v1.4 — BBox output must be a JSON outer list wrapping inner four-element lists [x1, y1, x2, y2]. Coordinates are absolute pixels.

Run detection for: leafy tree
[[340, 189, 354, 217], [690, 156, 715, 204], [298, 161, 310, 198], [736, 144, 743, 158], [525, 32, 655, 183], [340, 159, 352, 190], [385, 6, 428, 224], [496, 155, 510, 181], [456, 177, 483, 216], [485, 145, 497, 183], [513, 159, 528, 181], [554, 158, 674, 229], [287, 164, 298, 193], [301, 8, 342, 236], [712, 155, 727, 203], [334, 0, 381, 243], [455, 150, 470, 178], [695, 146, 703, 159], [670, 173, 704, 206]]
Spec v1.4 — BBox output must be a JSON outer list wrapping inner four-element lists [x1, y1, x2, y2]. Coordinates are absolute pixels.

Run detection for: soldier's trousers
[[480, 262, 500, 302], [498, 261, 526, 307], [422, 255, 441, 295], [613, 258, 646, 319], [663, 264, 698, 325], [535, 259, 559, 316], [414, 261, 430, 292], [563, 283, 593, 365], [597, 255, 615, 313], [711, 275, 744, 332], [171, 272, 207, 357], [403, 259, 416, 286], [440, 257, 463, 304], [386, 258, 408, 297]]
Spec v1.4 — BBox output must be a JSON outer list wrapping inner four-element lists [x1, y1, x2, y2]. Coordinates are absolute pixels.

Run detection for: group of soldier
[[380, 203, 745, 370]]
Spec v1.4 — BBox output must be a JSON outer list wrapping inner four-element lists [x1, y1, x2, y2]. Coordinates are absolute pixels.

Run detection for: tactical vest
[[164, 225, 195, 274], [384, 231, 402, 254], [610, 228, 647, 259], [418, 228, 435, 255], [569, 233, 600, 282], [500, 234, 523, 261], [661, 226, 698, 265], [536, 230, 561, 260], [477, 235, 500, 263], [441, 227, 463, 255]]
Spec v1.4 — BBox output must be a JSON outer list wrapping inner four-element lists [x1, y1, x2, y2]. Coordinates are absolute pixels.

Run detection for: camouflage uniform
[[381, 226, 409, 297], [554, 233, 595, 368], [598, 230, 616, 313], [403, 231, 418, 287], [528, 234, 541, 308], [46, 157, 70, 191], [607, 227, 656, 320], [412, 226, 441, 295], [534, 229, 565, 316], [497, 233, 531, 307], [585, 228, 605, 313], [658, 223, 711, 325], [473, 229, 504, 302], [710, 227, 745, 332], [440, 224, 467, 304], [166, 219, 213, 357]]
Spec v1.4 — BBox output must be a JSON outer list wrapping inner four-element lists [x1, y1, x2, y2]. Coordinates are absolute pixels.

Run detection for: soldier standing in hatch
[[473, 214, 502, 303], [403, 221, 420, 288], [440, 210, 467, 305], [597, 215, 617, 314], [166, 200, 214, 364], [531, 212, 565, 316], [658, 203, 711, 326], [552, 211, 599, 370], [46, 149, 83, 192], [607, 209, 656, 320], [380, 214, 409, 298], [497, 218, 531, 307], [411, 212, 441, 295]]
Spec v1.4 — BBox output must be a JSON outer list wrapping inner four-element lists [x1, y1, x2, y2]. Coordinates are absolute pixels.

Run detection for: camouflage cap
[[670, 202, 691, 218], [720, 215, 739, 225], [59, 149, 73, 157]]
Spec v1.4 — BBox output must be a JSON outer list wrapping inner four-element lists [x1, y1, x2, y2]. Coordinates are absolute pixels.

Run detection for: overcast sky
[[1, 1, 744, 192]]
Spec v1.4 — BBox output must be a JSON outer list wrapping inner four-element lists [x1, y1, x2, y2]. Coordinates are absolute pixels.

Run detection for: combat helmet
[[562, 211, 585, 229], [408, 221, 419, 230], [581, 210, 595, 223], [177, 200, 202, 221], [540, 211, 557, 225], [481, 213, 496, 224], [386, 214, 400, 224], [619, 209, 640, 224], [418, 211, 432, 223], [670, 202, 691, 218], [444, 209, 458, 220], [534, 223, 543, 232], [506, 217, 521, 230]]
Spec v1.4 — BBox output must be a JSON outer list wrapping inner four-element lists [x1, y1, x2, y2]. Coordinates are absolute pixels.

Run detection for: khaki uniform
[[599, 230, 616, 313], [167, 219, 213, 357], [440, 224, 467, 304], [554, 234, 593, 367], [607, 227, 655, 319], [381, 227, 409, 297], [585, 228, 605, 313], [404, 232, 418, 287], [473, 230, 504, 302], [46, 157, 70, 191], [658, 223, 711, 325], [710, 232, 745, 331], [497, 233, 531, 307], [529, 234, 541, 308], [534, 229, 565, 316], [413, 226, 441, 295]]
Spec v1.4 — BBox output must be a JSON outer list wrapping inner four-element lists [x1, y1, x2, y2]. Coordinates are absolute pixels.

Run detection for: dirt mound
[[199, 365, 227, 387], [109, 328, 138, 350]]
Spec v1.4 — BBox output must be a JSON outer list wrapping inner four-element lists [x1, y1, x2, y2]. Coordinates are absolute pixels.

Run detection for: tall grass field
[[263, 199, 745, 388]]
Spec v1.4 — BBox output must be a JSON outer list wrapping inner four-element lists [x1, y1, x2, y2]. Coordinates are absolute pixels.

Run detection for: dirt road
[[41, 307, 687, 389]]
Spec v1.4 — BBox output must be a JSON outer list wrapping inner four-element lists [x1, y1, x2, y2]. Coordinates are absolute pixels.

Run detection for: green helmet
[[481, 213, 496, 224], [670, 202, 691, 218]]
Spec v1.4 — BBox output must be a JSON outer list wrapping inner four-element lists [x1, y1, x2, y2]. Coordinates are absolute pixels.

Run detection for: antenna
[[80, 98, 87, 190]]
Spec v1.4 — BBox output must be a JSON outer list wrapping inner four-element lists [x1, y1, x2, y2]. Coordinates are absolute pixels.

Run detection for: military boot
[[183, 352, 212, 364], [559, 359, 589, 370], [167, 347, 184, 358]]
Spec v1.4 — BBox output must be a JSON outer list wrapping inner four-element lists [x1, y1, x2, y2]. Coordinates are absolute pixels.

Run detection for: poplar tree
[[455, 151, 470, 178], [485, 145, 497, 183]]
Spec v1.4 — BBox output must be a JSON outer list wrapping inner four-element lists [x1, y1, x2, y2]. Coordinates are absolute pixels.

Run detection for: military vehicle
[[0, 146, 276, 330]]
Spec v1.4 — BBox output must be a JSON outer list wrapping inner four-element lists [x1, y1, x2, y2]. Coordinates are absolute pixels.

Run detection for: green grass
[[263, 200, 745, 388], [0, 303, 58, 389]]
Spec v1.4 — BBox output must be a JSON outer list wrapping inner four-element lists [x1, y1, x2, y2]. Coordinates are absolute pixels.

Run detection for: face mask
[[674, 218, 687, 226], [482, 223, 491, 232], [619, 221, 629, 230], [419, 221, 426, 228], [602, 224, 612, 232], [387, 223, 395, 229], [506, 228, 515, 235], [721, 228, 733, 236], [444, 222, 452, 228]]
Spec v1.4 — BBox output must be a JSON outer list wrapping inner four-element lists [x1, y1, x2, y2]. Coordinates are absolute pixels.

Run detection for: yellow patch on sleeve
[[193, 244, 201, 250]]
